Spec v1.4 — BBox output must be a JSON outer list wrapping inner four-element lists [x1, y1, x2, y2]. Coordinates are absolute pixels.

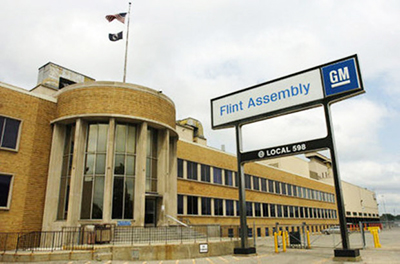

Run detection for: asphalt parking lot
[[2, 228, 400, 264]]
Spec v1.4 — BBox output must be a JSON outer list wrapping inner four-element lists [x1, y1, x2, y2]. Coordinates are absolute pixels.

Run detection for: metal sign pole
[[323, 103, 350, 250], [234, 124, 255, 254]]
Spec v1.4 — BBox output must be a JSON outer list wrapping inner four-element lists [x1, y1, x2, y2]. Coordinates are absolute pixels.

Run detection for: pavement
[[2, 228, 400, 264]]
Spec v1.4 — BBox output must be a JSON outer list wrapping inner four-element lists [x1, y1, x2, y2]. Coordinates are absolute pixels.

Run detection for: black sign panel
[[240, 137, 331, 163]]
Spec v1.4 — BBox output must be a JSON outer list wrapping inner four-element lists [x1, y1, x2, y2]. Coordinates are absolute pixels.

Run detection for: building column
[[103, 118, 115, 223], [166, 135, 178, 219], [42, 123, 65, 231], [156, 129, 168, 226], [67, 118, 87, 227], [134, 122, 147, 226]]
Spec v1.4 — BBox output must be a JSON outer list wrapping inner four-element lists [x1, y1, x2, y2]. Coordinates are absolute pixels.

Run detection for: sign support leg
[[323, 104, 360, 260], [234, 124, 256, 255]]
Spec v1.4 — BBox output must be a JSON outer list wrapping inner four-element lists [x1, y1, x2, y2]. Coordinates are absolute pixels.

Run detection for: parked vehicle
[[321, 226, 341, 235]]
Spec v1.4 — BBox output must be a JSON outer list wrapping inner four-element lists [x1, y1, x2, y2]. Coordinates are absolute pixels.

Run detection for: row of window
[[177, 195, 338, 220], [178, 159, 335, 204], [346, 211, 379, 218]]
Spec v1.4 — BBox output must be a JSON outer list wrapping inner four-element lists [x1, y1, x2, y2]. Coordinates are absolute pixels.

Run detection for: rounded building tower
[[42, 81, 178, 230]]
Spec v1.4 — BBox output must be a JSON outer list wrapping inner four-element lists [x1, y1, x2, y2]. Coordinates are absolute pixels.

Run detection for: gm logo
[[322, 58, 361, 96]]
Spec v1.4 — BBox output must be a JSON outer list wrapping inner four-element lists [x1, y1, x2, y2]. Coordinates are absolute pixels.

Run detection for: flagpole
[[123, 2, 132, 83]]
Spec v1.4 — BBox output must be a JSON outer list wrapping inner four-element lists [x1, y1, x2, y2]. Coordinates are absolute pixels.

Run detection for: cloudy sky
[[1, 0, 399, 216]]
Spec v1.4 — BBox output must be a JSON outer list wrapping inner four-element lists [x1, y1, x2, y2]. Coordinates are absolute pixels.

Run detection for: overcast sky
[[1, 0, 399, 216]]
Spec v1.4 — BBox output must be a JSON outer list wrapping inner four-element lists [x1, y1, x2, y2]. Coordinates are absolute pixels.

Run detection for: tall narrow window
[[201, 197, 212, 215], [146, 127, 158, 192], [224, 170, 233, 186], [187, 161, 198, 180], [177, 159, 183, 178], [112, 124, 136, 219], [0, 174, 13, 209], [81, 123, 108, 219], [57, 124, 75, 220], [261, 178, 267, 192], [225, 200, 234, 216], [177, 195, 184, 214], [0, 116, 21, 150], [253, 176, 260, 191], [187, 195, 198, 215], [214, 198, 223, 216], [245, 174, 252, 189], [201, 164, 210, 182], [213, 168, 222, 184]]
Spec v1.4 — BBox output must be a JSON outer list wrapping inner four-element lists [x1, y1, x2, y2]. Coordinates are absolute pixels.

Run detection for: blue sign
[[322, 58, 360, 97]]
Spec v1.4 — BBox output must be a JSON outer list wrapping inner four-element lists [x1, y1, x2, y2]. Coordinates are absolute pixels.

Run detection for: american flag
[[105, 13, 127, 24]]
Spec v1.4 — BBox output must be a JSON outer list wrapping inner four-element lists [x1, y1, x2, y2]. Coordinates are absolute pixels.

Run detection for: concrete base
[[333, 249, 362, 262], [234, 247, 256, 255]]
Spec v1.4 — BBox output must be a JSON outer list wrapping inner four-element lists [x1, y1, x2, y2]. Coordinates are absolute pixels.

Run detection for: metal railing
[[0, 225, 242, 253]]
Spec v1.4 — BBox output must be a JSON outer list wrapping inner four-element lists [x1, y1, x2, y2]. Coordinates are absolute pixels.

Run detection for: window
[[177, 159, 183, 178], [57, 124, 75, 220], [225, 200, 234, 216], [224, 170, 233, 186], [297, 186, 302, 198], [214, 198, 223, 216], [245, 174, 252, 189], [268, 180, 274, 193], [201, 164, 210, 182], [236, 201, 240, 216], [59, 77, 76, 89], [213, 168, 222, 184], [0, 174, 13, 209], [0, 116, 21, 150], [177, 195, 184, 214], [261, 178, 267, 192], [112, 124, 136, 219], [201, 197, 212, 215], [294, 206, 299, 218], [275, 181, 281, 194], [270, 204, 276, 217], [253, 176, 260, 191], [281, 183, 287, 195], [146, 127, 158, 192], [287, 184, 292, 196], [262, 203, 269, 217], [254, 202, 261, 217], [187, 196, 198, 215], [292, 185, 297, 197], [187, 161, 198, 180], [289, 206, 294, 218], [283, 205, 288, 217], [277, 205, 282, 217], [81, 123, 108, 219], [246, 202, 253, 217]]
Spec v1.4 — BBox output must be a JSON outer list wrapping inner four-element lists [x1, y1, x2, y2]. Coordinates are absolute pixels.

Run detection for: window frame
[[0, 173, 13, 210], [0, 115, 22, 151]]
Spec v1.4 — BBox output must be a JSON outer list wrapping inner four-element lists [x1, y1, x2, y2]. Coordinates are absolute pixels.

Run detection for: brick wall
[[0, 86, 56, 232]]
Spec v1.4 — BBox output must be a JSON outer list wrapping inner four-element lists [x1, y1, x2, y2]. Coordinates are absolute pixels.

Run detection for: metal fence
[[0, 225, 240, 253], [3, 222, 391, 253]]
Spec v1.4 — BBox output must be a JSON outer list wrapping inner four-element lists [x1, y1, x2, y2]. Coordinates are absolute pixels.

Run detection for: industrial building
[[0, 63, 379, 236]]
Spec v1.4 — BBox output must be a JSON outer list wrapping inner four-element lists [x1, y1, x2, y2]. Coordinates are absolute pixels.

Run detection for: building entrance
[[145, 198, 157, 227]]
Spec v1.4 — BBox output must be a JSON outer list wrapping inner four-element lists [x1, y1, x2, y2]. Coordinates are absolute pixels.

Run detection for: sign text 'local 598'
[[211, 55, 363, 129]]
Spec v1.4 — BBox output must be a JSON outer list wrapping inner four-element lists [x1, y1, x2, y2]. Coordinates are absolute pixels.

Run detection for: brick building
[[0, 63, 378, 234]]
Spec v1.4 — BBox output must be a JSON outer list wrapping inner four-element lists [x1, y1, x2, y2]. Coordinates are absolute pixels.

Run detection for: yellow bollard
[[286, 231, 290, 247], [274, 232, 279, 253], [282, 231, 287, 252], [306, 230, 311, 249], [373, 230, 382, 248]]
